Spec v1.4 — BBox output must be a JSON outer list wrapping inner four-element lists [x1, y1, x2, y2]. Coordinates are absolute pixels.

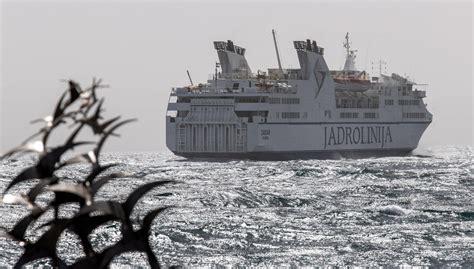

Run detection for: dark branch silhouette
[[0, 79, 172, 268]]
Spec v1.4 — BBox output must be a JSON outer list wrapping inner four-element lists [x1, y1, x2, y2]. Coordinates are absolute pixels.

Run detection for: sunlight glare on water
[[0, 146, 472, 267]]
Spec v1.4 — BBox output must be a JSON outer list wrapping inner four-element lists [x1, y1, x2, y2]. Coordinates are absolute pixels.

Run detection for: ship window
[[398, 99, 420, 106], [401, 86, 408, 96], [237, 97, 261, 103], [282, 98, 300, 104], [282, 112, 300, 119], [403, 112, 425, 119], [269, 98, 281, 104], [232, 83, 239, 89], [385, 99, 394, 105], [364, 112, 379, 119], [324, 110, 331, 118]]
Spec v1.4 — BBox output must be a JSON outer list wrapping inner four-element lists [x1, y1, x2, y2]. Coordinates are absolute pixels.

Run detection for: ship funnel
[[293, 38, 334, 98], [214, 40, 252, 78], [293, 39, 328, 79]]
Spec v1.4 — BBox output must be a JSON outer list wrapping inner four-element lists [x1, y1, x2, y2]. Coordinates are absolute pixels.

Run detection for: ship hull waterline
[[171, 149, 414, 161], [167, 121, 431, 160]]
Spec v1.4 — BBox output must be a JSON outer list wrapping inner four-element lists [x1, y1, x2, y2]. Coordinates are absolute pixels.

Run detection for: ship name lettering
[[324, 126, 392, 149]]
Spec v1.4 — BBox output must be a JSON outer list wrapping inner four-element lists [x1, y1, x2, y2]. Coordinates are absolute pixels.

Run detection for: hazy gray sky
[[1, 0, 472, 152]]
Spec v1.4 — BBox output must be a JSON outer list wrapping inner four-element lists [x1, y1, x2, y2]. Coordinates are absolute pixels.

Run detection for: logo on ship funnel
[[313, 58, 326, 98]]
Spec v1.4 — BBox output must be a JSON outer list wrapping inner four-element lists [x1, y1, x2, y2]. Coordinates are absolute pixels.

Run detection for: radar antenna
[[343, 32, 352, 56]]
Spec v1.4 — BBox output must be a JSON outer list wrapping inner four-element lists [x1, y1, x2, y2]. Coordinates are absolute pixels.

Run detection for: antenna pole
[[375, 60, 386, 76], [187, 70, 194, 86], [272, 29, 284, 76], [343, 32, 350, 56]]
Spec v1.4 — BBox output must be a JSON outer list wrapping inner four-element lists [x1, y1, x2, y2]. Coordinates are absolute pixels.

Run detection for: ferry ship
[[165, 32, 432, 159]]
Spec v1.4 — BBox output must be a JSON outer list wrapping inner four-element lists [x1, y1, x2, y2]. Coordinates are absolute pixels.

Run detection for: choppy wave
[[0, 146, 472, 267]]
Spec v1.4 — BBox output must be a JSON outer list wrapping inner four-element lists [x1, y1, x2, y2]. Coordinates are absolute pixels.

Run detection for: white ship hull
[[166, 120, 430, 159], [165, 36, 432, 160]]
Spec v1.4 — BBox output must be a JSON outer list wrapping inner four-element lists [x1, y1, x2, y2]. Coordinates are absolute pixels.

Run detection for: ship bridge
[[331, 32, 370, 91]]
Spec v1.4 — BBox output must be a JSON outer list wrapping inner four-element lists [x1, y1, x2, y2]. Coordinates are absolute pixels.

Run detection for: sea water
[[0, 146, 472, 267]]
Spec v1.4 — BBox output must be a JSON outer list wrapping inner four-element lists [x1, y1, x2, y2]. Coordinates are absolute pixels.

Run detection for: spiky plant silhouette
[[0, 79, 171, 268]]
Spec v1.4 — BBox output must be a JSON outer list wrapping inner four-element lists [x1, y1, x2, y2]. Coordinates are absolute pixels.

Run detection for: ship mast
[[343, 32, 351, 56], [272, 29, 284, 77], [186, 70, 194, 85], [343, 32, 357, 71]]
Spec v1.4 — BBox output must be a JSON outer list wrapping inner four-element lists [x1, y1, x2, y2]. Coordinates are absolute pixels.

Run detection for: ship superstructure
[[166, 32, 432, 159]]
